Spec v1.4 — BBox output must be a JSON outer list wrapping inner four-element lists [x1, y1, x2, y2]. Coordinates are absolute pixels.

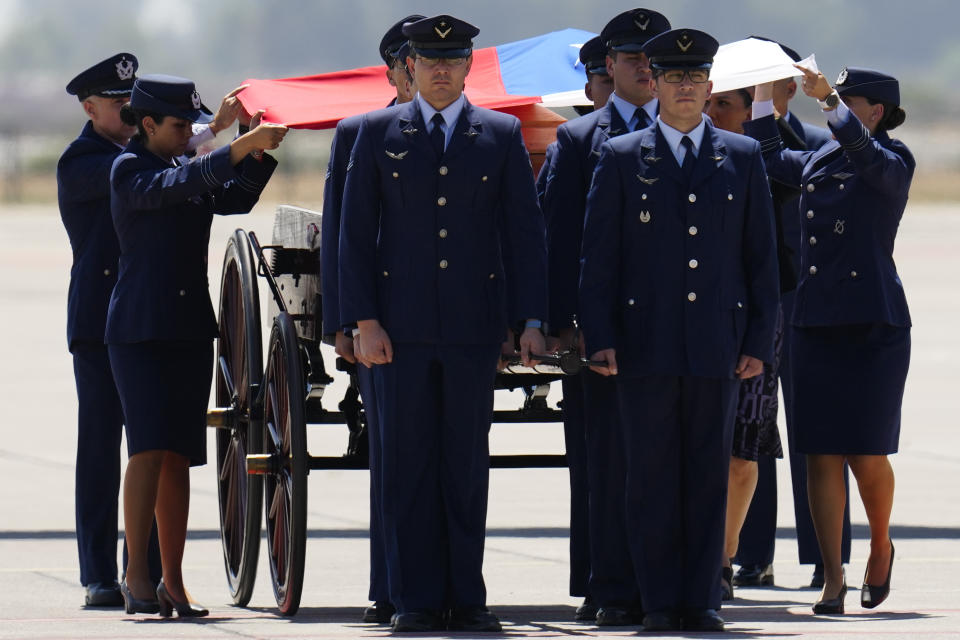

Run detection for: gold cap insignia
[[633, 13, 650, 31], [677, 32, 693, 53], [435, 21, 452, 39]]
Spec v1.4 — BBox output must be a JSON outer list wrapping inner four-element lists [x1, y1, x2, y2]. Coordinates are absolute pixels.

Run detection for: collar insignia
[[639, 210, 652, 223], [637, 175, 658, 184], [191, 91, 202, 109], [677, 33, 693, 53], [115, 56, 134, 80], [435, 21, 452, 39], [385, 150, 408, 160]]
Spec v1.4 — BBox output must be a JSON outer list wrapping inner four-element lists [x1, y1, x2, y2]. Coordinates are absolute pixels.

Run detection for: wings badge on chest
[[385, 150, 408, 160]]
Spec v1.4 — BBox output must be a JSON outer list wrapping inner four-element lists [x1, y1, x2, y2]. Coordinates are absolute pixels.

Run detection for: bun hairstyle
[[866, 98, 906, 132], [119, 102, 167, 139]]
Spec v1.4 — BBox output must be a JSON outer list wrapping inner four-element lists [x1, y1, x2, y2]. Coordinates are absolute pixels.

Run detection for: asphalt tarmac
[[1, 202, 958, 639]]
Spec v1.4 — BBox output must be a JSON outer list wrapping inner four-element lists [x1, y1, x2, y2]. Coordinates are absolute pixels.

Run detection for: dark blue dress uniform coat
[[340, 97, 546, 343], [59, 121, 123, 349], [745, 112, 913, 329], [107, 142, 276, 343], [339, 97, 547, 614], [579, 119, 779, 614], [579, 120, 779, 375], [321, 110, 389, 605], [540, 99, 640, 608], [57, 121, 161, 587]]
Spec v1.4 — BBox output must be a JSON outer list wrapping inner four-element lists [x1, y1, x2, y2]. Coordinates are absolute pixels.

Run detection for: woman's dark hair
[[736, 88, 753, 109], [865, 97, 906, 132], [119, 102, 168, 139]]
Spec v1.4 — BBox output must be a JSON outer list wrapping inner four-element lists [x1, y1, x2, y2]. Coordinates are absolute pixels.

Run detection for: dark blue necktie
[[633, 107, 649, 132], [430, 113, 446, 157], [681, 136, 696, 180]]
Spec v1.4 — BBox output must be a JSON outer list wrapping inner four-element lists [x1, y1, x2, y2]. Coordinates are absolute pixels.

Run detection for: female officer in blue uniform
[[746, 66, 913, 615], [107, 75, 286, 616]]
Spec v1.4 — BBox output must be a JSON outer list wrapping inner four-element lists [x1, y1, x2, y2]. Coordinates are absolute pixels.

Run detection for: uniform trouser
[[578, 371, 640, 607], [559, 376, 590, 598], [617, 374, 739, 613], [357, 362, 389, 603], [737, 290, 852, 566], [72, 342, 161, 586], [375, 343, 499, 613]]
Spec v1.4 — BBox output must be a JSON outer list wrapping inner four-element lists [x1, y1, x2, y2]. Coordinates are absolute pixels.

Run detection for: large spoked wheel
[[262, 312, 308, 616], [214, 229, 264, 606]]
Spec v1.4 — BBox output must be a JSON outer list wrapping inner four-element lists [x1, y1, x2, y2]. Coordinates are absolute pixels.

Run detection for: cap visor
[[412, 46, 472, 58]]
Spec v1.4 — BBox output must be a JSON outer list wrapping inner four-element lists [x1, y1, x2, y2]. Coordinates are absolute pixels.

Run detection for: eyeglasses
[[658, 69, 710, 84], [416, 56, 468, 69]]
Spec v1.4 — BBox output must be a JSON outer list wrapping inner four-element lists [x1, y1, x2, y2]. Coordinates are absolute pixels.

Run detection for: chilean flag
[[237, 28, 597, 130]]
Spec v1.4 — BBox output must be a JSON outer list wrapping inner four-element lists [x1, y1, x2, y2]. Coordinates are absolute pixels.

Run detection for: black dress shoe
[[812, 582, 847, 615], [810, 564, 825, 588], [119, 580, 160, 614], [733, 563, 775, 586], [683, 608, 725, 632], [596, 606, 642, 626], [641, 610, 682, 632], [720, 566, 734, 601], [861, 540, 894, 609], [362, 601, 396, 623], [156, 581, 209, 618], [391, 610, 446, 633], [85, 581, 124, 607], [447, 606, 502, 632], [575, 597, 598, 621]]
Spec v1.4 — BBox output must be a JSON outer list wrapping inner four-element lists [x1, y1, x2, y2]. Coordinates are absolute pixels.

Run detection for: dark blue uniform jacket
[[542, 102, 630, 331], [339, 97, 547, 345], [745, 112, 914, 328], [579, 120, 780, 378], [322, 113, 364, 337], [57, 121, 124, 349], [106, 140, 276, 343]]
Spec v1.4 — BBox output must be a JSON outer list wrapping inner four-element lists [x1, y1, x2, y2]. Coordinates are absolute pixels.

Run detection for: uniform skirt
[[792, 323, 910, 455], [731, 306, 784, 461], [108, 340, 213, 466]]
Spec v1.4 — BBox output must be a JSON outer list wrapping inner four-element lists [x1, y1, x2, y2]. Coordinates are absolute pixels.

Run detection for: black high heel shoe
[[862, 540, 895, 609], [120, 580, 160, 614], [156, 581, 209, 618], [812, 579, 847, 615]]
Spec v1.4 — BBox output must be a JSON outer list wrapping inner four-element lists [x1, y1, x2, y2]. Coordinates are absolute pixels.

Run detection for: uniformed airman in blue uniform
[[532, 33, 614, 624], [320, 14, 424, 625], [731, 39, 853, 591], [541, 9, 670, 627], [58, 53, 163, 607], [339, 14, 547, 633], [578, 28, 779, 632]]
